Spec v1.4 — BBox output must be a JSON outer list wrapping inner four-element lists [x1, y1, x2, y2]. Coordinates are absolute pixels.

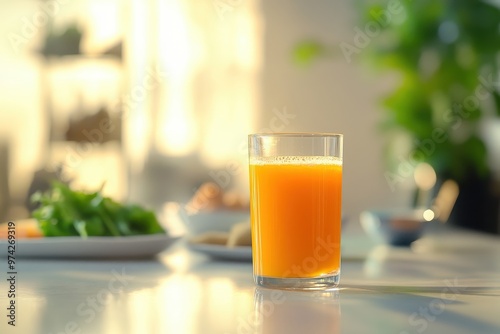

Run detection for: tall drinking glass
[[249, 133, 343, 290]]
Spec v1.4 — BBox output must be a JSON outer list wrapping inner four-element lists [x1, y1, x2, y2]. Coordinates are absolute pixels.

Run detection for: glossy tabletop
[[1, 225, 500, 334]]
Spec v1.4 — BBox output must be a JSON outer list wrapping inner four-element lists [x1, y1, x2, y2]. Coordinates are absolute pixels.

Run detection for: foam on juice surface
[[250, 156, 342, 166]]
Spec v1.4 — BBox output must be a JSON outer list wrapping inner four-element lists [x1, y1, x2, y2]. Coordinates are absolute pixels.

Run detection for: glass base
[[254, 271, 340, 291]]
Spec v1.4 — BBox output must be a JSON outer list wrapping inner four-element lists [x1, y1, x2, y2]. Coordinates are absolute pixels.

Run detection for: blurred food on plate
[[226, 222, 252, 247], [185, 182, 249, 214], [0, 219, 43, 239], [176, 183, 251, 248], [191, 231, 229, 246], [190, 221, 252, 247]]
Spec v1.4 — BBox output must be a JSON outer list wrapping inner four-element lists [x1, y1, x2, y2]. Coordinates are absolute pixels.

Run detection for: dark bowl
[[360, 209, 427, 246]]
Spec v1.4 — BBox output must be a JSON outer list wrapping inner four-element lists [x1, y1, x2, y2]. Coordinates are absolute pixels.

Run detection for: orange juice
[[249, 156, 342, 278]]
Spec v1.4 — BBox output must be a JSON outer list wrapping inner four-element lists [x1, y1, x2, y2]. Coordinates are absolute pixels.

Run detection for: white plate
[[186, 235, 371, 262], [0, 235, 181, 259], [177, 209, 250, 236], [187, 242, 252, 261]]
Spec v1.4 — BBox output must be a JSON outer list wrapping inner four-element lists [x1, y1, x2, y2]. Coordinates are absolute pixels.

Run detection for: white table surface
[[1, 225, 500, 334]]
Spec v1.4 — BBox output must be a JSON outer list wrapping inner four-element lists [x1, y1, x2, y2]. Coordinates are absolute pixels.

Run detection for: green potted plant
[[295, 0, 500, 233]]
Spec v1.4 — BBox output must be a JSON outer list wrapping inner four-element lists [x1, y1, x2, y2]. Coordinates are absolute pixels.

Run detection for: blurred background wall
[[0, 0, 425, 225]]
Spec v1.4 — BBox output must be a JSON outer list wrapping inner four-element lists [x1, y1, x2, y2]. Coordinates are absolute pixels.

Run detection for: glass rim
[[249, 132, 343, 138]]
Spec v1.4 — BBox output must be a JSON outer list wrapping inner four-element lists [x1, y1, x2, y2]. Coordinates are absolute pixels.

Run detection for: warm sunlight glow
[[423, 209, 435, 222], [82, 0, 121, 53], [156, 83, 197, 156], [158, 275, 202, 333], [414, 163, 437, 191], [124, 0, 150, 173], [155, 0, 199, 156], [197, 1, 260, 173], [206, 278, 236, 326], [127, 289, 155, 334], [119, 0, 260, 173], [154, 0, 259, 160]]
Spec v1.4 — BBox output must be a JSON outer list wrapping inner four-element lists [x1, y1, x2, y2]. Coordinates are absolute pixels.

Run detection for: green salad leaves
[[31, 182, 166, 238]]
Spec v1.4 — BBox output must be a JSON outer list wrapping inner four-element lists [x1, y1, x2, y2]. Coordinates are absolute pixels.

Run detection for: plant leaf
[[292, 41, 327, 66]]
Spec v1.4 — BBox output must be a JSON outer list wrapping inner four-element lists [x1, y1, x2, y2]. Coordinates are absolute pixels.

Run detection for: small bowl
[[178, 208, 250, 236], [360, 209, 427, 246]]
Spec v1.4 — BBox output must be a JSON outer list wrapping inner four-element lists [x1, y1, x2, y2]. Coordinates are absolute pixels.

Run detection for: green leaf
[[462, 135, 489, 176], [292, 41, 327, 66], [492, 91, 500, 117], [85, 217, 106, 236], [30, 182, 165, 238], [73, 220, 88, 238]]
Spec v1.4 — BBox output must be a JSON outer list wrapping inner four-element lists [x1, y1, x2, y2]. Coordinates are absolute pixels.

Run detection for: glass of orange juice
[[249, 133, 343, 290]]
